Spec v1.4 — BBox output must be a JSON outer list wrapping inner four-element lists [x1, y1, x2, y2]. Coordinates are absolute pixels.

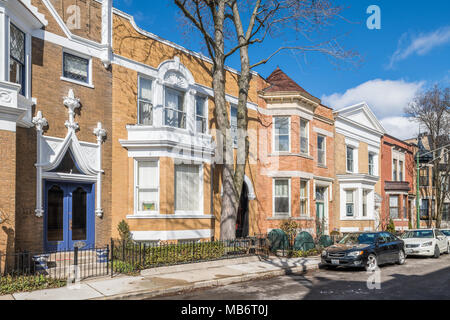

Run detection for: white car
[[401, 229, 449, 258], [440, 229, 450, 246]]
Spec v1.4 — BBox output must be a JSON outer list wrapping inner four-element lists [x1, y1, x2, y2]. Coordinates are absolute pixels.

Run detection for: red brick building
[[380, 134, 416, 231]]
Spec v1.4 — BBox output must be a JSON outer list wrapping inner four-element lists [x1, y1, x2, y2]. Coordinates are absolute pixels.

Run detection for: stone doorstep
[[91, 259, 320, 300]]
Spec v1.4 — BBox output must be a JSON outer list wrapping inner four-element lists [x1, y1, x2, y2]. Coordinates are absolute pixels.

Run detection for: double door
[[44, 181, 95, 251]]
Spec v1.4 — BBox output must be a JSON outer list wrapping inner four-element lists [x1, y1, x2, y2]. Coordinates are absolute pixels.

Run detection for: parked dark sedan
[[321, 231, 406, 271]]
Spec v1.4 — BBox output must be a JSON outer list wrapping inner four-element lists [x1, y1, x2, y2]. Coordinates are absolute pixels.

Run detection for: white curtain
[[275, 180, 288, 197], [138, 161, 158, 212], [175, 164, 200, 211], [139, 78, 152, 101]]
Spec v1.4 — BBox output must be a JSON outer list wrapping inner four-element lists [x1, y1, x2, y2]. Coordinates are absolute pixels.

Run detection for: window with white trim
[[300, 119, 309, 154], [393, 159, 398, 181], [230, 104, 238, 147], [63, 52, 89, 84], [300, 180, 308, 215], [274, 117, 290, 152], [346, 190, 355, 217], [274, 179, 290, 216], [175, 164, 201, 212], [390, 195, 399, 219], [164, 87, 186, 128], [195, 96, 207, 133], [362, 190, 368, 217], [138, 76, 153, 125], [346, 147, 354, 172], [368, 153, 375, 176], [317, 135, 326, 166], [9, 23, 26, 95], [399, 161, 404, 181], [136, 160, 159, 213]]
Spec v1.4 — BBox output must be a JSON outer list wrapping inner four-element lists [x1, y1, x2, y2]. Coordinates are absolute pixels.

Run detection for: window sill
[[269, 152, 313, 160], [340, 217, 375, 221], [317, 164, 327, 169], [60, 77, 94, 89], [268, 215, 291, 220]]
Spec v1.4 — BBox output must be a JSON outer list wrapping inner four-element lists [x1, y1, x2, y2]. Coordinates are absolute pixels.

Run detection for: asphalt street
[[152, 253, 450, 300]]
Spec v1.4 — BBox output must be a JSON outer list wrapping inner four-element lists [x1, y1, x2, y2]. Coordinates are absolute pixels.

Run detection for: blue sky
[[114, 0, 450, 139]]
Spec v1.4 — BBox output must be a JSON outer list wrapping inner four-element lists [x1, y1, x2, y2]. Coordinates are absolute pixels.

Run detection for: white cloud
[[321, 79, 424, 119], [388, 26, 450, 68], [321, 79, 425, 139], [380, 116, 419, 140]]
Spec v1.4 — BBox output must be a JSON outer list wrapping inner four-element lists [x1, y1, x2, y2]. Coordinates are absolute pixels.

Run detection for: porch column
[[93, 122, 106, 217], [32, 111, 47, 217]]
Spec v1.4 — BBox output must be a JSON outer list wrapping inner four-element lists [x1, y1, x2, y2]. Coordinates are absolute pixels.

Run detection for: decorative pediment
[[336, 102, 386, 134], [164, 70, 188, 89]]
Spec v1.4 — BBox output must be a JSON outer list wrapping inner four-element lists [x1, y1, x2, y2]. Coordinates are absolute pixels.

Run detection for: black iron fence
[[0, 245, 110, 283], [110, 236, 268, 275]]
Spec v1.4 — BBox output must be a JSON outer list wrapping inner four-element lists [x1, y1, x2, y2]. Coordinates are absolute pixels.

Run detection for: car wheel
[[365, 254, 378, 271], [446, 245, 450, 254], [433, 245, 440, 259], [397, 250, 406, 265]]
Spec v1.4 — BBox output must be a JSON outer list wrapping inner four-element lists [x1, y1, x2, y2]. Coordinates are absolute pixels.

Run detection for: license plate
[[331, 259, 340, 265]]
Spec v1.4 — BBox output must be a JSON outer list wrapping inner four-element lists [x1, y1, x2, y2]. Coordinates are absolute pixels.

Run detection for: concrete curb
[[92, 261, 320, 300]]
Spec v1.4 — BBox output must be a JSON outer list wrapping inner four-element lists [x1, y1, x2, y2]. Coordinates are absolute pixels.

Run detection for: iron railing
[[110, 236, 268, 276], [0, 245, 110, 282]]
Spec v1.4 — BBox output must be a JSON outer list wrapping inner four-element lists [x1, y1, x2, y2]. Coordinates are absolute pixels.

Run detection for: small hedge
[[112, 241, 244, 272], [0, 275, 66, 295], [290, 248, 321, 258]]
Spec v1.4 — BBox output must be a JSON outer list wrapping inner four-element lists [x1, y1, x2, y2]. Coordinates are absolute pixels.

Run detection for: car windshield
[[401, 230, 434, 239], [441, 230, 450, 237], [339, 233, 377, 245]]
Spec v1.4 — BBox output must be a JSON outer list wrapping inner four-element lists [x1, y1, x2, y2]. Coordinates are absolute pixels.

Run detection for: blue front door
[[44, 181, 95, 251]]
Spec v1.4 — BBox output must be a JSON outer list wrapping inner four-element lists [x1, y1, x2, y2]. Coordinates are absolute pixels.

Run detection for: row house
[[333, 103, 385, 233], [380, 134, 415, 231], [405, 134, 450, 228], [0, 0, 113, 255], [255, 68, 336, 236]]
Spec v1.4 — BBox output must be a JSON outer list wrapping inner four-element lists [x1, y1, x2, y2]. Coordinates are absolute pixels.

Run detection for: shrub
[[386, 218, 396, 234], [0, 275, 66, 295], [290, 248, 321, 258], [117, 220, 132, 242]]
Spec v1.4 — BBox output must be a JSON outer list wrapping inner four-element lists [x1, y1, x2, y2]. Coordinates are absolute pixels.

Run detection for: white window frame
[[272, 178, 291, 217], [230, 104, 238, 148], [7, 17, 32, 99], [300, 118, 309, 155], [346, 146, 355, 173], [134, 158, 160, 216], [299, 179, 309, 216], [174, 162, 204, 215], [345, 189, 355, 217], [317, 134, 326, 166], [272, 116, 291, 153], [399, 160, 404, 182], [368, 152, 375, 176], [60, 49, 93, 88], [195, 95, 208, 134], [163, 85, 187, 129], [137, 75, 154, 125]]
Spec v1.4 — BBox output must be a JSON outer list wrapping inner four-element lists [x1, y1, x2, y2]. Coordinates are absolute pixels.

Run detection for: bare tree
[[174, 0, 358, 239], [405, 85, 450, 228]]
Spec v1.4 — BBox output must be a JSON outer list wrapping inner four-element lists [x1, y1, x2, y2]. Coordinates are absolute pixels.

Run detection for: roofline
[[383, 133, 413, 147], [112, 8, 259, 79]]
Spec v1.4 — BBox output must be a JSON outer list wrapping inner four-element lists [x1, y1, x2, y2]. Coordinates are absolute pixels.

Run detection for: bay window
[[9, 24, 26, 95], [164, 87, 186, 128], [274, 117, 290, 152], [390, 196, 399, 219], [393, 159, 398, 181], [230, 104, 238, 146], [300, 180, 308, 215], [175, 164, 201, 212], [138, 76, 153, 125], [399, 161, 404, 181], [363, 190, 368, 217], [346, 190, 354, 216], [136, 160, 159, 213], [300, 119, 309, 154], [274, 179, 290, 216], [195, 96, 207, 133]]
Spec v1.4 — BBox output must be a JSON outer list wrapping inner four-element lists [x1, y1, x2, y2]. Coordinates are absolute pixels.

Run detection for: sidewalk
[[3, 255, 320, 300]]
